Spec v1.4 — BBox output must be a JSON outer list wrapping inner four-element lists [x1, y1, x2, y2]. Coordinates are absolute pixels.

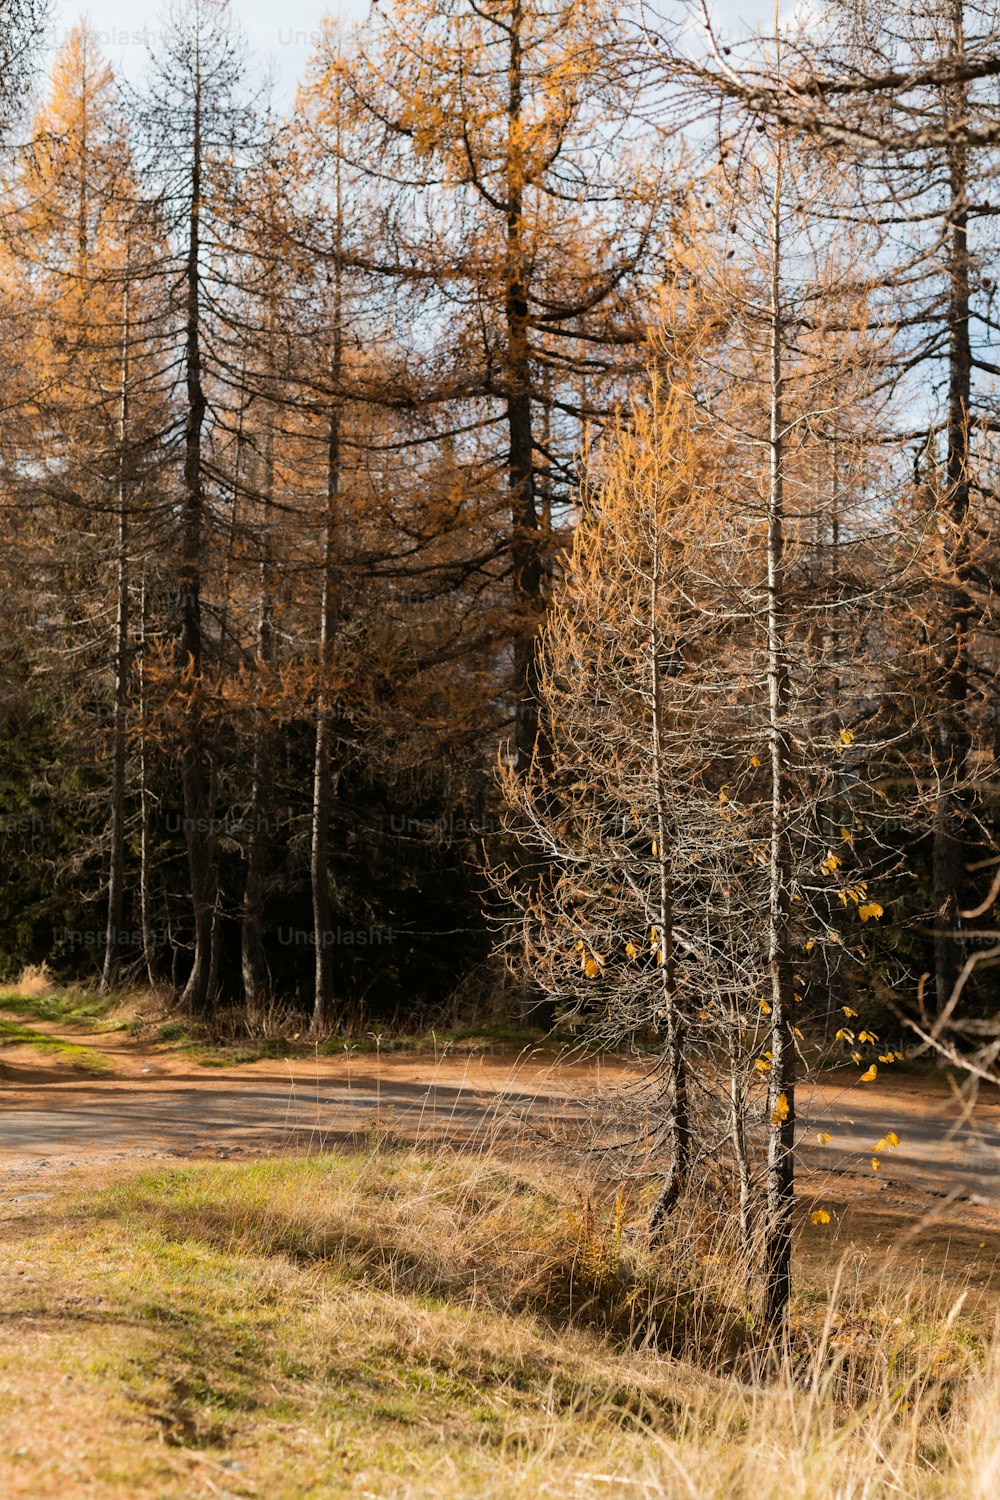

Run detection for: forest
[[0, 2, 998, 1491], [2, 0, 996, 1034]]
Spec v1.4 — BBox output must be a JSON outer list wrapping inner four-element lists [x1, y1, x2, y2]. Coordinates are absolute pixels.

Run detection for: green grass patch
[[0, 983, 119, 1028], [0, 1016, 108, 1072]]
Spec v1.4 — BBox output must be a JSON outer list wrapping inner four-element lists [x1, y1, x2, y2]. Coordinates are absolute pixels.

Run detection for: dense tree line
[[0, 0, 996, 1073]]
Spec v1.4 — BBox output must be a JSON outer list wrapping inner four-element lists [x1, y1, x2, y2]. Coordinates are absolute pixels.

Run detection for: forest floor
[[1, 993, 999, 1496]]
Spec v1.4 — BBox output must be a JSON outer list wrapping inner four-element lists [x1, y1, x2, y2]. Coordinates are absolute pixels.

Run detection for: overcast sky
[[44, 2, 770, 107]]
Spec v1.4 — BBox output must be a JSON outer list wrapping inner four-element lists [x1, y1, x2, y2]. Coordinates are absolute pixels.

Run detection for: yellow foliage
[[810, 1208, 831, 1225], [860, 1064, 877, 1083]]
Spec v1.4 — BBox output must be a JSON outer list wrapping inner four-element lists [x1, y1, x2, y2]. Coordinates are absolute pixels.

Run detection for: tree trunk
[[101, 273, 131, 992], [177, 46, 217, 1017], [311, 399, 339, 1031], [505, 0, 545, 774], [311, 149, 344, 1032], [933, 11, 972, 1014], [647, 476, 688, 1238], [762, 142, 796, 1336], [241, 418, 274, 1009], [138, 565, 157, 988]]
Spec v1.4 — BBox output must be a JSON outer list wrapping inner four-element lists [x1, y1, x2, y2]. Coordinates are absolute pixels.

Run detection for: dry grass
[[0, 1148, 996, 1497], [10, 962, 54, 998]]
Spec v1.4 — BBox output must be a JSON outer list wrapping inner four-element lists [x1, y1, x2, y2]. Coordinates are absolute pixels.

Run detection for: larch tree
[[139, 0, 259, 1012], [3, 25, 169, 988], [305, 0, 671, 773], [497, 118, 897, 1332], [654, 0, 1000, 1014]]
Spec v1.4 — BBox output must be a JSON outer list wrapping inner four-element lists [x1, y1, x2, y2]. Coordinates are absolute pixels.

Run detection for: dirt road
[[1, 1021, 997, 1218]]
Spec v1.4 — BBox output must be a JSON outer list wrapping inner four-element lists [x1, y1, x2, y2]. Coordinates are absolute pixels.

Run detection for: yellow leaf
[[805, 939, 815, 952], [835, 1028, 854, 1043], [584, 958, 600, 978], [810, 1209, 831, 1226], [838, 727, 855, 746], [652, 839, 658, 856], [817, 1131, 832, 1145], [630, 807, 640, 828], [772, 1092, 790, 1124], [858, 902, 884, 922], [760, 1000, 771, 1014], [873, 1137, 887, 1153], [851, 1051, 861, 1064], [886, 1131, 899, 1148], [755, 1059, 771, 1074], [871, 1156, 880, 1172], [858, 1029, 878, 1044], [842, 1006, 858, 1018], [879, 1053, 894, 1064], [575, 940, 584, 952], [860, 1064, 877, 1083], [820, 850, 842, 875], [750, 755, 761, 768], [793, 992, 803, 1003], [625, 942, 638, 960]]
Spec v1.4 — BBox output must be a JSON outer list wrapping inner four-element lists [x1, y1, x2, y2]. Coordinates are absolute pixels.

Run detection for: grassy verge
[[0, 1017, 107, 1073], [0, 964, 132, 1036], [0, 1150, 997, 1497]]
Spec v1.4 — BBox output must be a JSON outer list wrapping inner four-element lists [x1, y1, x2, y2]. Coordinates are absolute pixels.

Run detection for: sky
[[45, 1, 771, 108], [45, 1, 367, 105]]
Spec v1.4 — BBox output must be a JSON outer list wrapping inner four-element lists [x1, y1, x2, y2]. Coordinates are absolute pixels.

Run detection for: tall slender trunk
[[647, 497, 688, 1238], [178, 41, 216, 1016], [504, 2, 555, 1029], [311, 401, 340, 1031], [311, 139, 343, 1034], [101, 272, 131, 992], [933, 8, 972, 1014], [762, 141, 796, 1335], [505, 0, 544, 774], [242, 416, 274, 1008], [138, 565, 157, 987]]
